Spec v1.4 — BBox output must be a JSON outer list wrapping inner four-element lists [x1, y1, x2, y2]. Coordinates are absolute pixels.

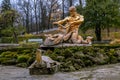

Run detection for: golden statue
[[44, 6, 92, 46]]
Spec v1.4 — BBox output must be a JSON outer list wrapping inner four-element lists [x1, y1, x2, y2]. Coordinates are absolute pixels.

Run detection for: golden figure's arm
[[53, 17, 69, 31], [71, 15, 84, 25], [53, 17, 68, 25]]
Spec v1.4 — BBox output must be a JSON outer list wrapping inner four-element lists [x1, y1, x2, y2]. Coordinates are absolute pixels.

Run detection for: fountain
[[29, 49, 60, 75], [42, 6, 93, 47], [29, 6, 93, 75]]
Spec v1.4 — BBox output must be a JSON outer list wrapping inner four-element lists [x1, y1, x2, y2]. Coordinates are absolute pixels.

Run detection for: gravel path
[[1, 63, 120, 80]]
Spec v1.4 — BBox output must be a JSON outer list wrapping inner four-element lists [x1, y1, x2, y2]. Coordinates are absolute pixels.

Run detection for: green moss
[[54, 48, 61, 54], [1, 45, 120, 72], [27, 57, 35, 65], [84, 60, 93, 67], [16, 63, 28, 68], [49, 53, 58, 61], [45, 49, 53, 54], [74, 52, 85, 59], [1, 51, 18, 58], [109, 56, 118, 63], [17, 55, 30, 63], [21, 50, 31, 54], [73, 63, 82, 70], [62, 49, 73, 58], [69, 66, 76, 71], [0, 51, 18, 65], [0, 48, 35, 66], [1, 37, 15, 43], [19, 43, 39, 48], [0, 58, 16, 65]]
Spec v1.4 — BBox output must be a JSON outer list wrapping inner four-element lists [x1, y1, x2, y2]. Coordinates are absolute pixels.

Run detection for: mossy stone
[[17, 55, 30, 63], [0, 58, 16, 65], [16, 63, 28, 68], [69, 66, 76, 71]]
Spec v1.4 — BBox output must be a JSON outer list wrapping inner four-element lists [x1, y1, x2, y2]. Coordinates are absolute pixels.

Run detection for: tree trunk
[[34, 0, 38, 34], [11, 17, 18, 43], [30, 14, 33, 32], [69, 0, 73, 7], [40, 0, 46, 31], [26, 14, 29, 33], [95, 25, 101, 41], [47, 9, 52, 29], [13, 31, 18, 43], [107, 27, 110, 37], [79, 0, 82, 8], [62, 0, 65, 19]]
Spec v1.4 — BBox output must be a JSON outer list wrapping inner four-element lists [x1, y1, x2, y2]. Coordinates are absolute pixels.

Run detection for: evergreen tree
[[1, 0, 11, 12], [78, 0, 120, 41], [0, 0, 20, 43]]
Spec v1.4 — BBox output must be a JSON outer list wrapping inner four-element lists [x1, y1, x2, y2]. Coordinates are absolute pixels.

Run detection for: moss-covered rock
[[44, 46, 120, 72], [1, 51, 18, 58], [0, 48, 36, 67], [16, 63, 28, 68], [1, 45, 120, 72], [62, 48, 73, 58], [0, 51, 18, 65], [17, 55, 30, 63], [0, 58, 17, 65]]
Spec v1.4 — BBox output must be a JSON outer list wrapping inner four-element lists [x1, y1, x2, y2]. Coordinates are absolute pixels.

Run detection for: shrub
[[1, 51, 18, 58], [21, 50, 31, 54], [0, 58, 17, 65], [62, 49, 73, 58], [19, 43, 39, 48], [1, 28, 13, 37], [17, 55, 30, 63], [0, 51, 18, 65], [27, 57, 35, 65], [1, 37, 15, 43], [0, 48, 36, 66]]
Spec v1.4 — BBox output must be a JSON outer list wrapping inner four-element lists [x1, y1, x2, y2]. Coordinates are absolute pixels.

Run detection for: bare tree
[[17, 0, 31, 33], [62, 0, 65, 19], [46, 0, 60, 29], [79, 0, 83, 8], [11, 0, 81, 33], [32, 0, 39, 34], [39, 0, 47, 31]]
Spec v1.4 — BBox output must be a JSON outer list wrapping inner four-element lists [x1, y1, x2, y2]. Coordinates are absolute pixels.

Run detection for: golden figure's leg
[[63, 32, 72, 41], [70, 29, 82, 43]]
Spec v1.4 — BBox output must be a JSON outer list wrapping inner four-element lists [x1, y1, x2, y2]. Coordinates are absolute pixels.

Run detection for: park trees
[[0, 0, 12, 30], [0, 0, 120, 42], [79, 0, 120, 41], [1, 0, 11, 12], [0, 0, 21, 43]]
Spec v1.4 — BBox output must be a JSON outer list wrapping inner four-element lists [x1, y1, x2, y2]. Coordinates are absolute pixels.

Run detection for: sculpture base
[[28, 56, 60, 75], [40, 43, 91, 50], [29, 65, 59, 75]]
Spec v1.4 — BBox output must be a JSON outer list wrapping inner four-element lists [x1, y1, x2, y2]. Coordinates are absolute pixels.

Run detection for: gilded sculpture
[[44, 6, 92, 46]]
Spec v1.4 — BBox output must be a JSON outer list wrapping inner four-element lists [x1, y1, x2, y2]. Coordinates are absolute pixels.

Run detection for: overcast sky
[[0, 0, 2, 5]]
